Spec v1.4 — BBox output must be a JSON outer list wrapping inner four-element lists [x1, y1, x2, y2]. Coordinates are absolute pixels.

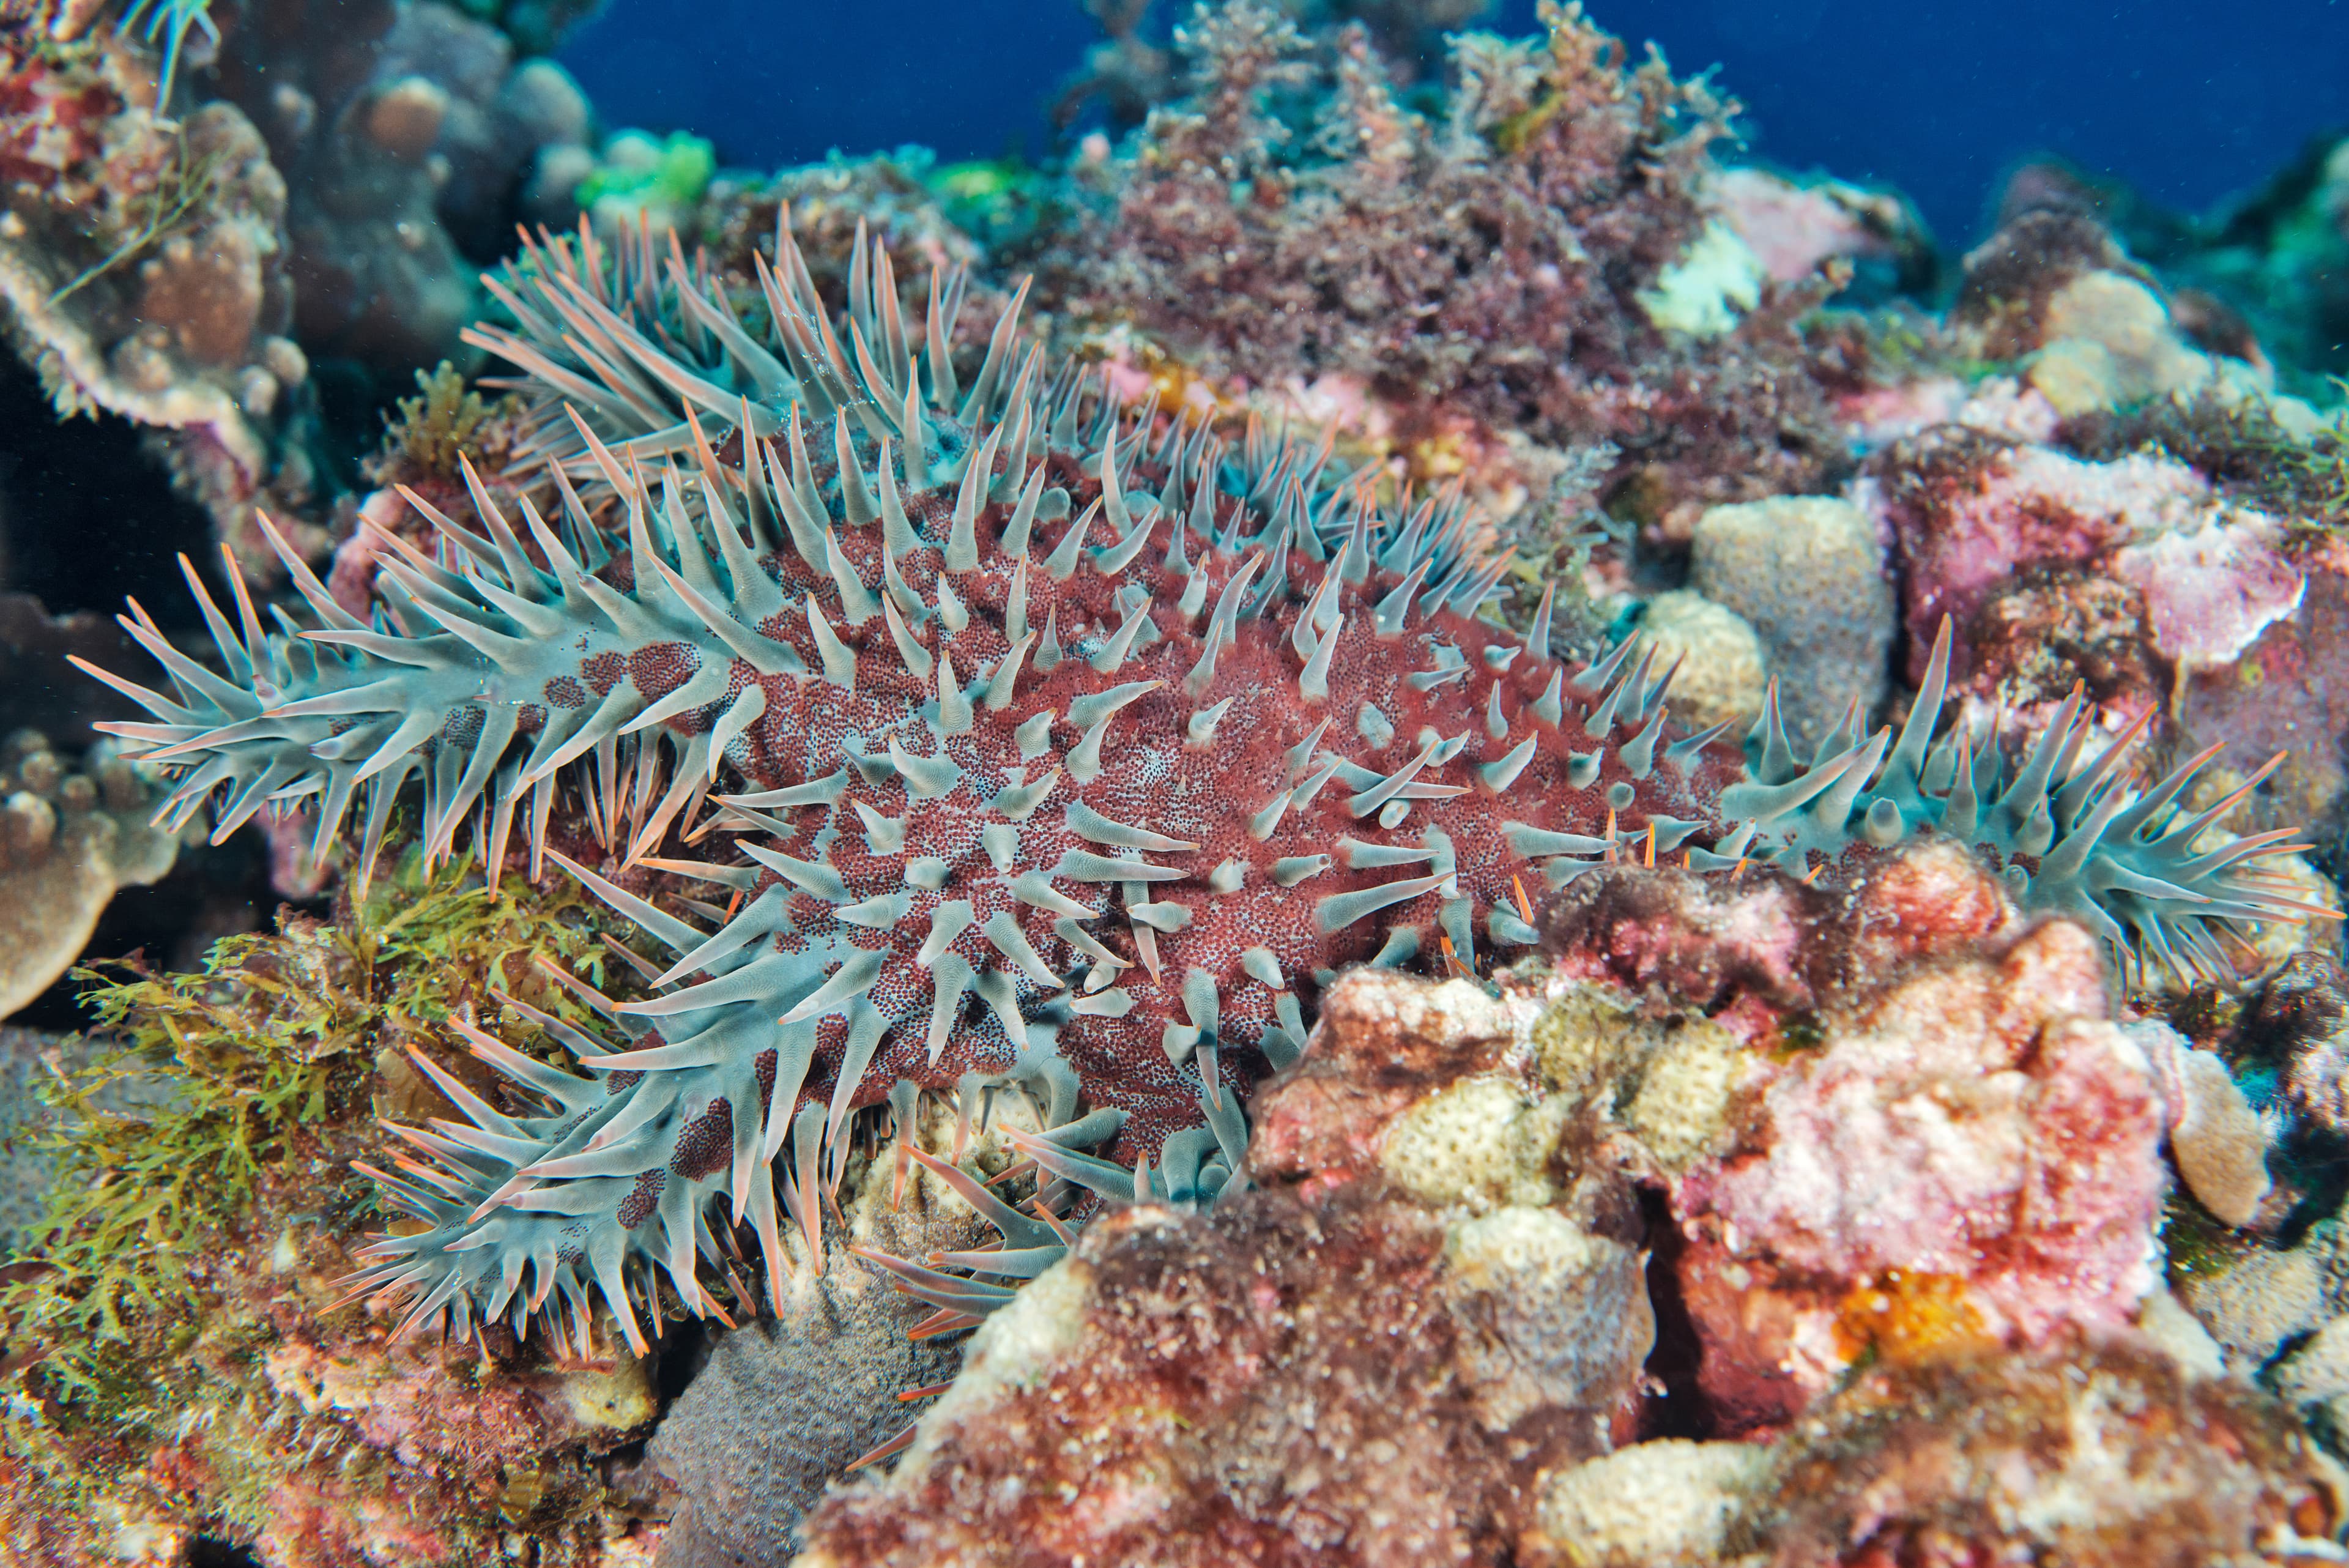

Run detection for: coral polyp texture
[[83, 215, 2319, 1350]]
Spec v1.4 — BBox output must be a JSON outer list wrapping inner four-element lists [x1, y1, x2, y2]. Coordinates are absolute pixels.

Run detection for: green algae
[[0, 841, 620, 1430], [2163, 1191, 2258, 1286]]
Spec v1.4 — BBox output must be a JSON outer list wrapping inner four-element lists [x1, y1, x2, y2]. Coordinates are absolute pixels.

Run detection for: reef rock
[[1869, 419, 2349, 828], [1542, 851, 2187, 1435], [1739, 1336, 2343, 1567], [787, 844, 2344, 1564]]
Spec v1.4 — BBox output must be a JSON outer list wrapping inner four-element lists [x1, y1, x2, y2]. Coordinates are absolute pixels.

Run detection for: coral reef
[[325, 358, 530, 616], [645, 1099, 1020, 1565], [19, 2, 2349, 1562], [644, 147, 995, 330], [82, 199, 2320, 1363], [573, 129, 718, 237], [1702, 165, 1934, 304], [1053, 0, 1503, 137], [1527, 1438, 1767, 1568], [2014, 142, 2349, 394], [299, 206, 1745, 1347], [1629, 589, 1764, 735], [1542, 852, 2165, 1430], [0, 17, 321, 570], [1521, 1334, 2347, 1568], [1842, 177, 2349, 849], [0, 0, 598, 568], [803, 1185, 1647, 1566], [798, 861, 2339, 1564]]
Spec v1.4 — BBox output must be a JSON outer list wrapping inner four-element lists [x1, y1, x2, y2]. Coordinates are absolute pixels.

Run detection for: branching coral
[[78, 215, 2322, 1360]]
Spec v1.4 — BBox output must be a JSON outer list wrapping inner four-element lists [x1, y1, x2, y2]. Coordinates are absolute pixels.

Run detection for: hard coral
[[645, 1081, 1053, 1565], [1630, 590, 1765, 734], [647, 1263, 959, 1567], [1688, 494, 1894, 749], [207, 0, 595, 369]]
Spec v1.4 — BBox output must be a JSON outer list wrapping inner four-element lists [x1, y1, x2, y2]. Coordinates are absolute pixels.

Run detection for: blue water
[[560, 0, 2349, 250]]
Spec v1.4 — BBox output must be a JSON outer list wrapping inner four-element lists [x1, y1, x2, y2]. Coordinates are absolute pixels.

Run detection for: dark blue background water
[[559, 1, 2349, 250]]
